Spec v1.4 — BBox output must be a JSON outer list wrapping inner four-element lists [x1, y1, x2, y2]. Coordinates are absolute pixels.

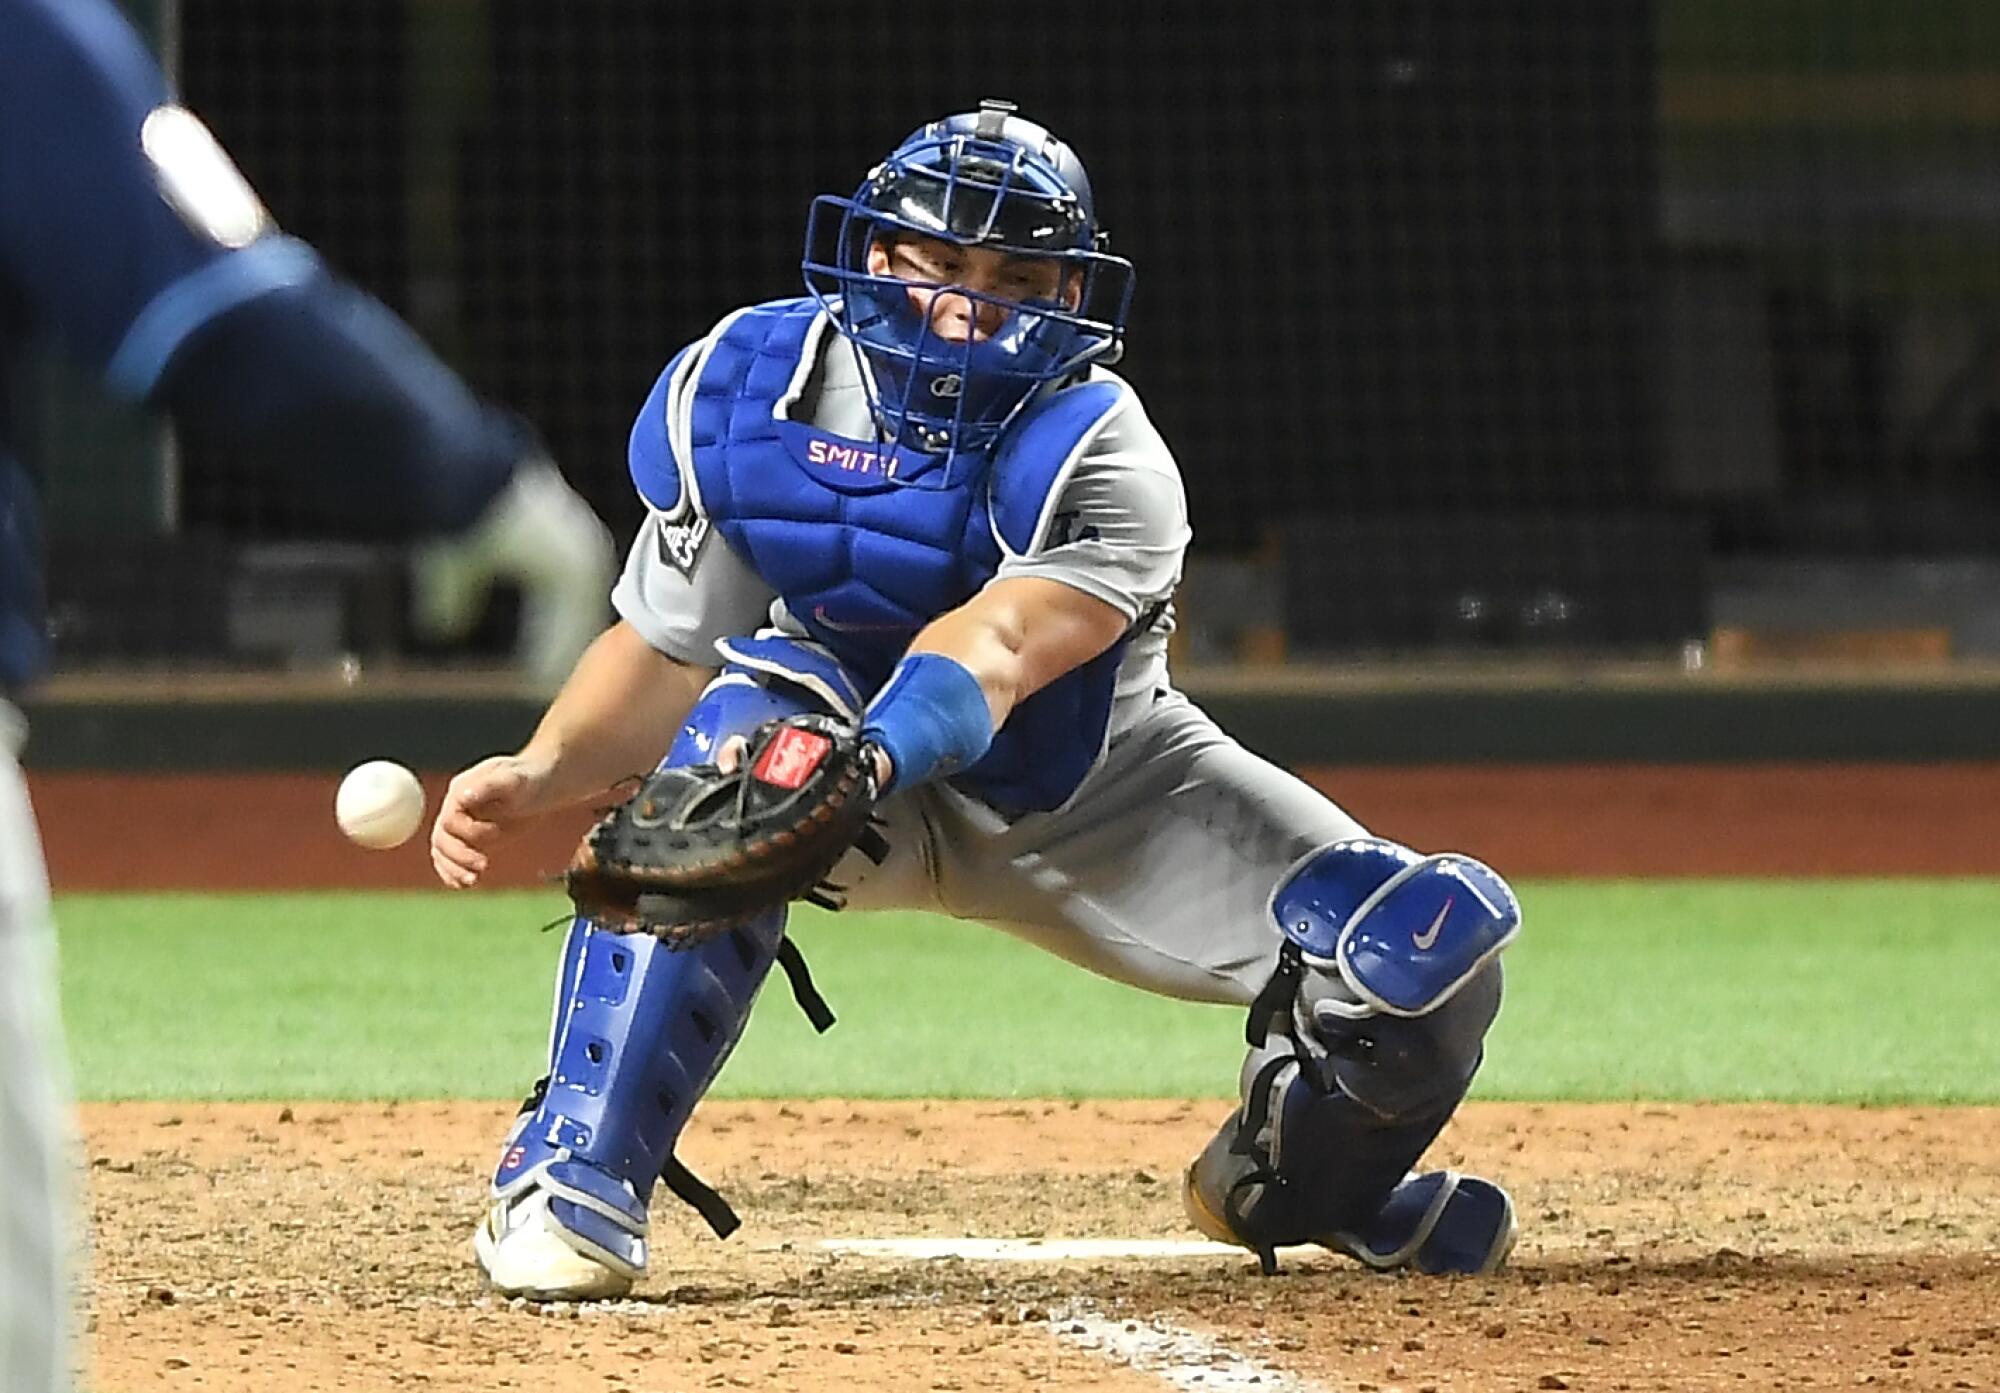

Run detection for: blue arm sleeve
[[861, 653, 995, 794]]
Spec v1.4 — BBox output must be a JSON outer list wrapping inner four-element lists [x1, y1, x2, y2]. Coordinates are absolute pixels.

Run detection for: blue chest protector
[[657, 298, 1129, 812]]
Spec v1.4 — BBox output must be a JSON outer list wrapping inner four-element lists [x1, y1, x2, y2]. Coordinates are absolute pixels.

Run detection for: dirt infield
[[58, 764, 2000, 1388], [29, 762, 2000, 890], [84, 1099, 2000, 1393]]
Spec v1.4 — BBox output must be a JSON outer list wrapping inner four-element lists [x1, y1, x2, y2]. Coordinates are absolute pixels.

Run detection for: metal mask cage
[[805, 199, 1133, 351], [799, 126, 1135, 481]]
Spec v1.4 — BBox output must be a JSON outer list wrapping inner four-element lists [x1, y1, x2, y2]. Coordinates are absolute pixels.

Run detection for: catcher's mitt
[[565, 713, 882, 945]]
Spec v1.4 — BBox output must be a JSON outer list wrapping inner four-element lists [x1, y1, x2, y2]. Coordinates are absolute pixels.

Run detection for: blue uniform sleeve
[[0, 0, 313, 392], [153, 284, 532, 537], [1, 0, 534, 538], [627, 346, 694, 514]]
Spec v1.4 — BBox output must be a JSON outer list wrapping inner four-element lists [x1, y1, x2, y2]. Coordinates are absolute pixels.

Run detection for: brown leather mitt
[[564, 714, 882, 946]]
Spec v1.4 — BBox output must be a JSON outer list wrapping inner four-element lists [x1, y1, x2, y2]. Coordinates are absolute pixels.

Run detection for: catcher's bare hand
[[431, 753, 556, 889]]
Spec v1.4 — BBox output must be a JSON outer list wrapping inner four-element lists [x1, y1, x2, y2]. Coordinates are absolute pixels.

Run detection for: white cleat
[[473, 1189, 635, 1301]]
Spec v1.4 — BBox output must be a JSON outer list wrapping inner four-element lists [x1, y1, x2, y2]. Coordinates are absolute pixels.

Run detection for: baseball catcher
[[437, 100, 1521, 1300]]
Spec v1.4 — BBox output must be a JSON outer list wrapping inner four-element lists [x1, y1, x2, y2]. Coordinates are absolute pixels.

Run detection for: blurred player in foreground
[[0, 0, 613, 1385], [435, 99, 1521, 1300]]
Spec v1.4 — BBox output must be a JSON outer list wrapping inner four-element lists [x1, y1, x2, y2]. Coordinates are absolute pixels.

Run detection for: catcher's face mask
[[802, 98, 1135, 488]]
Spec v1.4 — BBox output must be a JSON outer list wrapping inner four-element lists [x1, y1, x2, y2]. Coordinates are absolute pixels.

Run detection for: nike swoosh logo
[[1412, 898, 1453, 951], [811, 605, 913, 634]]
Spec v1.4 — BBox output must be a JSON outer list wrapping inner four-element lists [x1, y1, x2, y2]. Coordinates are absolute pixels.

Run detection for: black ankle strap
[[658, 1152, 741, 1239]]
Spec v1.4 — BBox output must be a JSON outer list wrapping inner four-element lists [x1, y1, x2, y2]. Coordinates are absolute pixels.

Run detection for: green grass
[[1488, 881, 2000, 1104], [54, 882, 2000, 1104]]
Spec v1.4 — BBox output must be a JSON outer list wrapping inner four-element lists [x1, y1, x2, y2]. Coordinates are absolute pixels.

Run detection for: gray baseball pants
[[0, 709, 73, 1393], [847, 688, 1369, 1004]]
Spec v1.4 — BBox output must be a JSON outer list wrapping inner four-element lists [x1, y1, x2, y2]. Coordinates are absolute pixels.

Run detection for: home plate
[[816, 1237, 1316, 1263]]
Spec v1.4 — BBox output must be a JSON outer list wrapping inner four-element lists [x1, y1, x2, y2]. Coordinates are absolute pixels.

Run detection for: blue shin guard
[[1186, 839, 1520, 1276], [480, 667, 850, 1291], [485, 911, 796, 1281]]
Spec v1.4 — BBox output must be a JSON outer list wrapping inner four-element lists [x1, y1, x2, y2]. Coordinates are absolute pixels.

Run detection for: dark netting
[[33, 1, 2000, 669]]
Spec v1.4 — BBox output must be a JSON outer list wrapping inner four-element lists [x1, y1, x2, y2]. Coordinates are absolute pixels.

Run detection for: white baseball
[[335, 760, 427, 850]]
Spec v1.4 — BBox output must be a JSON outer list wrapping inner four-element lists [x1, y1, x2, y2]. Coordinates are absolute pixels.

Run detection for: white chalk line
[[810, 1238, 1339, 1390], [1051, 1309, 1336, 1393]]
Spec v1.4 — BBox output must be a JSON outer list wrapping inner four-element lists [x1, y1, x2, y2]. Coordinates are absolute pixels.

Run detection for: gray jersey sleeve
[[611, 507, 777, 665], [993, 375, 1190, 621]]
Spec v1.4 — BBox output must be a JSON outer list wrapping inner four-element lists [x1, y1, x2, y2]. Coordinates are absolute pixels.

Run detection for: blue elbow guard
[[861, 653, 993, 794]]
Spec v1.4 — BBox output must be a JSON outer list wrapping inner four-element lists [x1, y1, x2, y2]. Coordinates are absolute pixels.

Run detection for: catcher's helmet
[[803, 98, 1135, 481]]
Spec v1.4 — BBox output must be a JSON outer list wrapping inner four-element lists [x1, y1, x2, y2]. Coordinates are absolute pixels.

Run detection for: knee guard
[[1185, 838, 1520, 1275], [479, 643, 880, 1292]]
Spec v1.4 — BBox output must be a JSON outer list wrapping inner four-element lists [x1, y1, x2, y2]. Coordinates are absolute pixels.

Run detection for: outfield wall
[[28, 761, 2000, 892], [20, 671, 2000, 770], [22, 673, 2000, 889]]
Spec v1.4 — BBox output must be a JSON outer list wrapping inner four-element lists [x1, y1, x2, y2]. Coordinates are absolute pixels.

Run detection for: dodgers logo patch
[[654, 513, 709, 577]]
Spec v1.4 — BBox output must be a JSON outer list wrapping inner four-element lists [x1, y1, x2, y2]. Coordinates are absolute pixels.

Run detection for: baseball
[[335, 760, 427, 850]]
